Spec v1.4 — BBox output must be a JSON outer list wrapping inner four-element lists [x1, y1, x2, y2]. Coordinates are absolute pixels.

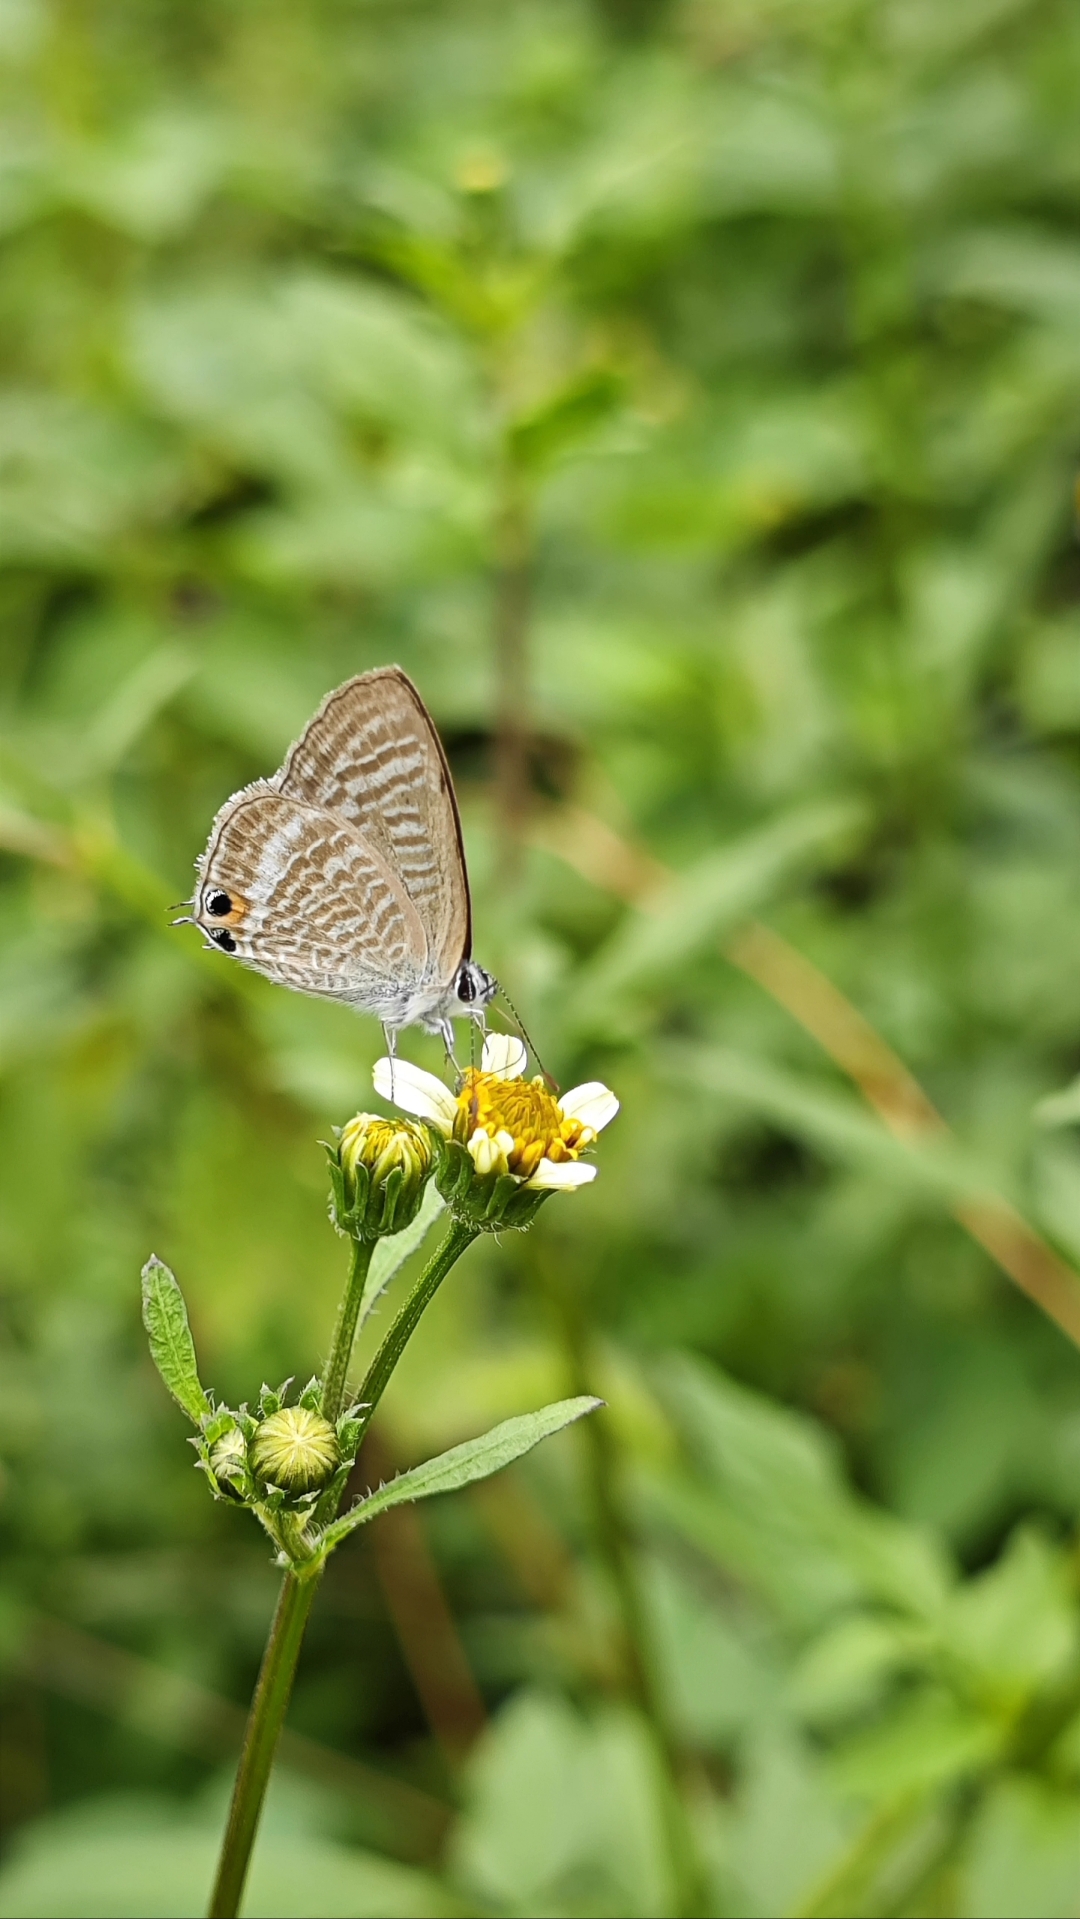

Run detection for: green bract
[[435, 1135, 552, 1233]]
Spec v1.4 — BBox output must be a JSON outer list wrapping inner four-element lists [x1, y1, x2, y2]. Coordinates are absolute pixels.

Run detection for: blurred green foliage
[[2, 0, 1080, 1912]]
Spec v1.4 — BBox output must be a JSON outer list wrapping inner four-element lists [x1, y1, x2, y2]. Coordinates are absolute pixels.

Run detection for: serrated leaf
[[315, 1396, 602, 1558], [140, 1256, 210, 1426], [358, 1181, 446, 1330]]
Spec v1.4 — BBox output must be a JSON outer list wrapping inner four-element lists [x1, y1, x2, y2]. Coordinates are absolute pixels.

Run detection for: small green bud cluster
[[436, 1136, 551, 1233], [195, 1378, 364, 1538], [326, 1114, 433, 1241]]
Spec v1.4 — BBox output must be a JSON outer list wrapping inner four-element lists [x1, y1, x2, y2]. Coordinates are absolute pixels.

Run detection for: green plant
[[139, 1044, 618, 1915]]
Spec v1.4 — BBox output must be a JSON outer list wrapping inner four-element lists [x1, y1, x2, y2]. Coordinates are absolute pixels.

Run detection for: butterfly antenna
[[496, 985, 559, 1094]]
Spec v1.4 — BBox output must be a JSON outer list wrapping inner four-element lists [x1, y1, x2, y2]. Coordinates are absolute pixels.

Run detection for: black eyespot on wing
[[209, 928, 237, 953], [206, 891, 233, 918]]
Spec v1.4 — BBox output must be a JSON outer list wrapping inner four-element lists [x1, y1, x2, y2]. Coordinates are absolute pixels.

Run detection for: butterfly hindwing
[[196, 788, 429, 1006]]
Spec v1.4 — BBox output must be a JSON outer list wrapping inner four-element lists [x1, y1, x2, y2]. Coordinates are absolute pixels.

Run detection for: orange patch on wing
[[201, 891, 250, 928]]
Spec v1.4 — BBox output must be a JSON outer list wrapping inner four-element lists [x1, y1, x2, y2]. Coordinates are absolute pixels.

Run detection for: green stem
[[354, 1217, 479, 1440], [207, 1572, 318, 1918], [320, 1236, 374, 1423], [547, 1262, 707, 1919], [207, 1215, 478, 1918]]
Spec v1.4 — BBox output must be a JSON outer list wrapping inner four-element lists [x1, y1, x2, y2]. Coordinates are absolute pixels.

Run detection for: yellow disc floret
[[339, 1115, 432, 1193], [454, 1070, 597, 1181]]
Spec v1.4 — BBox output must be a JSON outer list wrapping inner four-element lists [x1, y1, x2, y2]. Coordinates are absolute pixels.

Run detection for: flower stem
[[207, 1570, 318, 1918], [544, 1258, 708, 1919], [355, 1217, 479, 1439], [207, 1217, 478, 1918], [579, 1402, 706, 1916], [320, 1236, 374, 1423]]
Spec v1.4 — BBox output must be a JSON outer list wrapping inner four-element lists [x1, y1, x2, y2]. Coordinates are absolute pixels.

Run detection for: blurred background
[[2, 0, 1080, 1913]]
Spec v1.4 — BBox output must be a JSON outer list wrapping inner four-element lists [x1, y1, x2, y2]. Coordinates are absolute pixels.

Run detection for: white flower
[[373, 1035, 618, 1192]]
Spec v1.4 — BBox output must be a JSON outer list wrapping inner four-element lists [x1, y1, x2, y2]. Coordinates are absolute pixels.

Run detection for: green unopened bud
[[328, 1113, 433, 1240], [208, 1424, 250, 1499], [250, 1406, 341, 1494]]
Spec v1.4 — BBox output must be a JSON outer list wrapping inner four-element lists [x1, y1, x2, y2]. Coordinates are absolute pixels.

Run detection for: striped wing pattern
[[276, 668, 469, 979], [197, 789, 428, 1006]]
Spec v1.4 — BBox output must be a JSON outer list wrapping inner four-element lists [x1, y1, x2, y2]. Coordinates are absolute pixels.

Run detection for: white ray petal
[[373, 1058, 457, 1132], [528, 1158, 597, 1190], [481, 1033, 527, 1080], [557, 1083, 620, 1133], [468, 1127, 508, 1176]]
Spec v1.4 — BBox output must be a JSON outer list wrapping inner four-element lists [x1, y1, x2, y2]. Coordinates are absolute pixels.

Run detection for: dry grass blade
[[726, 922, 1080, 1351], [536, 805, 1080, 1351]]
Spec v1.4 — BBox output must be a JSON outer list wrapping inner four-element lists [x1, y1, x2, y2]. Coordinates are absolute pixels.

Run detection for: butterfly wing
[[195, 786, 429, 1007], [275, 667, 470, 984]]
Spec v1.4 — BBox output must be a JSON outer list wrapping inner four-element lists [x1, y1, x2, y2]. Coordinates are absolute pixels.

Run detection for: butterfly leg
[[438, 1019, 463, 1079], [381, 1023, 399, 1101]]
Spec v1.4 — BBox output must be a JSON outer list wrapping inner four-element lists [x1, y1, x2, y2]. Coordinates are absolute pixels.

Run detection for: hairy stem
[[208, 1218, 477, 1916], [207, 1572, 318, 1918], [355, 1217, 479, 1441], [320, 1236, 374, 1423]]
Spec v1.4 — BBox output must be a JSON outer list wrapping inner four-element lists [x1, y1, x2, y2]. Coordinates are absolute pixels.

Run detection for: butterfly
[[180, 666, 497, 1052]]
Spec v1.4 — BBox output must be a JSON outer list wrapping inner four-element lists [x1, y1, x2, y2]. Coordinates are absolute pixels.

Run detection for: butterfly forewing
[[276, 667, 470, 979], [197, 790, 428, 1004]]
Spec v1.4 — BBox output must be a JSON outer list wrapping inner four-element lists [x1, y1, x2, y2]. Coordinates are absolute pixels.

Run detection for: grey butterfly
[[182, 666, 497, 1051]]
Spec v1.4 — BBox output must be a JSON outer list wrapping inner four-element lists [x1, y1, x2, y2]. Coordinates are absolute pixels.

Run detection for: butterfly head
[[454, 960, 498, 1017]]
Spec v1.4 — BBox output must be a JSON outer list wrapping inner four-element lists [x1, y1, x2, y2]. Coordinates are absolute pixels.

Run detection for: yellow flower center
[[340, 1115, 431, 1183], [454, 1070, 595, 1180]]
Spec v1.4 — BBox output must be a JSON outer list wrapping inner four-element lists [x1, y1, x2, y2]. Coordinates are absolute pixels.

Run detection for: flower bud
[[328, 1114, 433, 1240], [208, 1424, 250, 1499], [250, 1406, 341, 1495]]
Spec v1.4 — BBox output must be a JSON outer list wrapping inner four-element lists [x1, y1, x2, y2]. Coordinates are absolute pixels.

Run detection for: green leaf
[[358, 1182, 446, 1332], [960, 1774, 1080, 1919], [567, 799, 862, 1028], [676, 1043, 1007, 1207], [316, 1396, 602, 1557], [649, 1354, 952, 1626], [0, 1801, 466, 1918], [509, 368, 624, 472], [140, 1256, 210, 1426], [1034, 1074, 1080, 1128]]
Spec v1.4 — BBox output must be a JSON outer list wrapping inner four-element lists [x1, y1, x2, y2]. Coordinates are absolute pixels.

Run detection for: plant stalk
[[207, 1217, 477, 1916], [546, 1259, 708, 1919], [320, 1237, 374, 1423], [207, 1571, 318, 1918], [492, 459, 530, 882], [354, 1217, 479, 1441]]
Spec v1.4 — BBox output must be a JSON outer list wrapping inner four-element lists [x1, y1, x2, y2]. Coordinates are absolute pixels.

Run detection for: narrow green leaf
[[676, 1043, 1013, 1208], [568, 799, 862, 1027], [1035, 1075, 1080, 1128], [316, 1396, 602, 1557], [140, 1256, 210, 1426], [358, 1181, 446, 1331]]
